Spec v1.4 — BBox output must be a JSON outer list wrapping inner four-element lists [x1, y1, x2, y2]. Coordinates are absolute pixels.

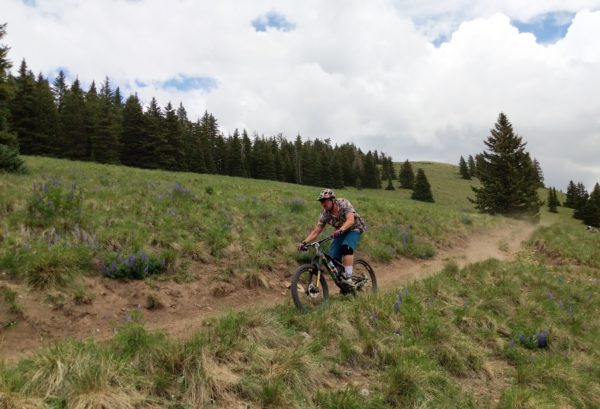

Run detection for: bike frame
[[306, 236, 344, 289]]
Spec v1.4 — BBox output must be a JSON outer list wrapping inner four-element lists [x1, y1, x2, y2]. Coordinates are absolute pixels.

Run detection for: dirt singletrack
[[0, 219, 537, 360]]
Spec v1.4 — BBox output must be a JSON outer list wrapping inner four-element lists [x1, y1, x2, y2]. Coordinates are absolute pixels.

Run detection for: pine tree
[[564, 180, 577, 208], [399, 159, 415, 189], [0, 23, 16, 148], [470, 113, 542, 217], [52, 70, 68, 113], [533, 158, 544, 188], [9, 60, 37, 154], [227, 129, 244, 176], [411, 169, 434, 202], [582, 183, 600, 227], [32, 73, 58, 155], [84, 81, 100, 160], [363, 151, 380, 189], [468, 155, 476, 178], [162, 102, 185, 170], [547, 187, 559, 213], [573, 183, 589, 220], [143, 97, 165, 169], [94, 77, 121, 163], [120, 94, 146, 167], [59, 78, 87, 160], [459, 156, 471, 179], [0, 24, 24, 172], [242, 129, 253, 178], [385, 176, 395, 190]]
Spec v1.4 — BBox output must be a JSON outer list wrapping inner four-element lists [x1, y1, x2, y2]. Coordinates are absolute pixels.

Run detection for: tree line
[[0, 23, 442, 202]]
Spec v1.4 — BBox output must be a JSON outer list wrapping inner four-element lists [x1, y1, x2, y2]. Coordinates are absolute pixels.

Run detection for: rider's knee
[[341, 245, 354, 256]]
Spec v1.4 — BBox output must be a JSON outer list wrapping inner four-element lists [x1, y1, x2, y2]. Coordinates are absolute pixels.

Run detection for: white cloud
[[3, 0, 600, 188]]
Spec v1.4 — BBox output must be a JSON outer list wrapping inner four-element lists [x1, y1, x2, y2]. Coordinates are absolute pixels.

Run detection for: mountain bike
[[291, 236, 378, 312]]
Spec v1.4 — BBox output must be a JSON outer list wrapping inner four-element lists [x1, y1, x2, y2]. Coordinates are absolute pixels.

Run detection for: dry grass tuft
[[243, 270, 270, 289]]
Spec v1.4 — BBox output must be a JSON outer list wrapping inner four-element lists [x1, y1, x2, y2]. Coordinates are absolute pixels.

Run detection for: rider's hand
[[333, 229, 345, 238], [297, 241, 307, 252]]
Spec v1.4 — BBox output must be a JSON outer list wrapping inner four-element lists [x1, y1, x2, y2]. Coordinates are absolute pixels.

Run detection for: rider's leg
[[341, 231, 361, 278]]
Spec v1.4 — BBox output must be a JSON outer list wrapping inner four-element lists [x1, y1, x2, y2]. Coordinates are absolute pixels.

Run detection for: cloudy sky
[[3, 0, 600, 189]]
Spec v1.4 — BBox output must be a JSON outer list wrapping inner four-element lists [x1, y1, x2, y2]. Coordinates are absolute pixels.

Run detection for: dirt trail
[[0, 219, 536, 360]]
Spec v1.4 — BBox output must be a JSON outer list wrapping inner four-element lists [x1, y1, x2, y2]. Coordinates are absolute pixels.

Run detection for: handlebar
[[301, 235, 333, 251]]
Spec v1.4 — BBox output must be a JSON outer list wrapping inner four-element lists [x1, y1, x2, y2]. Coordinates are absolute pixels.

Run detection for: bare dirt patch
[[0, 219, 536, 360]]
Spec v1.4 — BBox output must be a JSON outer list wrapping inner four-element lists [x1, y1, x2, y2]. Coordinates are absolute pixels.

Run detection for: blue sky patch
[[252, 11, 295, 32], [22, 0, 36, 6], [162, 75, 217, 92], [512, 11, 574, 44]]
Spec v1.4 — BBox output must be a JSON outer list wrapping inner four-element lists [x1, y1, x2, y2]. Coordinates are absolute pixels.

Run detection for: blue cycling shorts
[[328, 230, 362, 262]]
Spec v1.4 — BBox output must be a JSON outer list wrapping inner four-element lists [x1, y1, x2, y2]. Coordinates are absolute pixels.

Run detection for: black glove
[[333, 229, 345, 238], [297, 241, 307, 251]]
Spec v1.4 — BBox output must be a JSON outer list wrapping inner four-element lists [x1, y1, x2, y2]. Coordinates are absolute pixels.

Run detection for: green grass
[[2, 230, 597, 408], [0, 156, 499, 293], [2, 156, 598, 407]]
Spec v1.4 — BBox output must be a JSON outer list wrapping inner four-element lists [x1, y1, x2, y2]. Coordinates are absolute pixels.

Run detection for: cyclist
[[297, 189, 367, 286]]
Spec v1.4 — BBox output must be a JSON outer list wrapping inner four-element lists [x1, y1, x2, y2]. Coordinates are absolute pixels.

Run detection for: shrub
[[0, 144, 28, 174], [100, 250, 167, 280], [287, 198, 306, 213], [27, 177, 83, 228]]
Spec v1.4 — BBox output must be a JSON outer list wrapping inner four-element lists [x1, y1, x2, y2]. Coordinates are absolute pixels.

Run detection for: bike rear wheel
[[291, 264, 329, 312], [352, 259, 378, 294]]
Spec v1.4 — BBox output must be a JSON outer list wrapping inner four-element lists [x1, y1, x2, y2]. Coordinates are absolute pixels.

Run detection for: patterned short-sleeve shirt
[[318, 198, 367, 233]]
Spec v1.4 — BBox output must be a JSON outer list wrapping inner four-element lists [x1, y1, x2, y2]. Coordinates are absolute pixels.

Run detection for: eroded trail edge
[[0, 219, 537, 359]]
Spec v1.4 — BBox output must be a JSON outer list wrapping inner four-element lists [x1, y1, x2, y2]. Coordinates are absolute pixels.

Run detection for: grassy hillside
[[2, 156, 598, 408], [0, 196, 598, 408], [0, 156, 496, 292]]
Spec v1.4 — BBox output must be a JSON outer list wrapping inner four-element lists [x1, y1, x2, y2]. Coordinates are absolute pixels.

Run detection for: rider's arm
[[303, 223, 325, 244], [337, 212, 355, 233]]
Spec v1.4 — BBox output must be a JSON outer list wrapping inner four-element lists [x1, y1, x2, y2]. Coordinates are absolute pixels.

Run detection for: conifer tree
[[227, 129, 244, 176], [468, 155, 476, 178], [582, 183, 600, 227], [0, 23, 16, 148], [120, 94, 146, 167], [573, 183, 589, 220], [470, 113, 542, 217], [363, 151, 380, 189], [9, 60, 37, 154], [143, 97, 166, 169], [94, 78, 121, 163], [84, 81, 100, 160], [412, 168, 434, 202], [564, 180, 577, 208], [547, 187, 559, 213], [59, 78, 87, 160], [385, 176, 395, 190], [241, 129, 253, 178], [459, 156, 471, 179], [533, 158, 544, 188], [330, 153, 344, 189], [0, 23, 25, 172], [32, 73, 58, 155], [52, 70, 68, 113], [399, 159, 415, 189], [162, 102, 185, 170]]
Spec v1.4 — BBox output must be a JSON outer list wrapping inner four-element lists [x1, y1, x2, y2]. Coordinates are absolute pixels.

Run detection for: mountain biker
[[297, 189, 367, 286]]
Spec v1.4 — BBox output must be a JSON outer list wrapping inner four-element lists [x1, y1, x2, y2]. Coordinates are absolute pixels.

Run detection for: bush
[[0, 144, 27, 174], [27, 177, 83, 228], [100, 250, 167, 280]]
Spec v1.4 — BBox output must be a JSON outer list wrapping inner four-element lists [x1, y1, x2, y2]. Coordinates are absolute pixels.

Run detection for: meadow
[[1, 156, 599, 408]]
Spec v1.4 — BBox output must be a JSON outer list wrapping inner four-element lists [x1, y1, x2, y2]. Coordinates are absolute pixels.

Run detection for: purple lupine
[[509, 339, 515, 348], [546, 291, 554, 300], [370, 311, 377, 321], [536, 331, 549, 348]]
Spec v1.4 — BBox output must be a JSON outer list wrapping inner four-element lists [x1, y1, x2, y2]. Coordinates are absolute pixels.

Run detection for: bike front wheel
[[352, 259, 378, 294], [291, 264, 329, 313]]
